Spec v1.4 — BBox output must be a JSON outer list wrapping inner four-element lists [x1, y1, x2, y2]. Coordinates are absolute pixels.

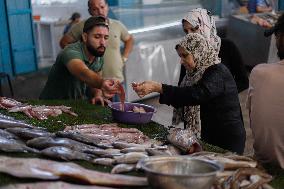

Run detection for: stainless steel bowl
[[137, 156, 222, 189]]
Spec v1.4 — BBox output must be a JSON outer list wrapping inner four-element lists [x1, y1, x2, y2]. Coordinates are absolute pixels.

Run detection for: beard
[[277, 50, 284, 60], [86, 43, 105, 57]]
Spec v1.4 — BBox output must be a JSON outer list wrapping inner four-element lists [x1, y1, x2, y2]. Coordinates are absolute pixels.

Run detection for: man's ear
[[82, 33, 87, 43]]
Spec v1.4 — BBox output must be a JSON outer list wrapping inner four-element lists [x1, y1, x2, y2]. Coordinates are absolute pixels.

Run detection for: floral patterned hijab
[[183, 8, 221, 53], [172, 33, 221, 138]]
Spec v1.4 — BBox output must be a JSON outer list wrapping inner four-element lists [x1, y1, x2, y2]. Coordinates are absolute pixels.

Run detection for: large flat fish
[[0, 136, 38, 153], [27, 137, 100, 155], [0, 118, 34, 129], [41, 146, 94, 161], [6, 127, 52, 140], [56, 131, 113, 149], [0, 156, 148, 187], [0, 182, 115, 189]]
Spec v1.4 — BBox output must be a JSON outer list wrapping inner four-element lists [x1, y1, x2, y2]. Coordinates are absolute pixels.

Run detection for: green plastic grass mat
[[0, 100, 283, 188]]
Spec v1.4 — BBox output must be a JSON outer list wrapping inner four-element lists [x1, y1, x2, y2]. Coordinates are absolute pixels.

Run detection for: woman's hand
[[132, 81, 162, 98]]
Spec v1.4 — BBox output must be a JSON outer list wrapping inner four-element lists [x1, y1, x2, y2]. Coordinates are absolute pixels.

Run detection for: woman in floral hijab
[[132, 33, 246, 154]]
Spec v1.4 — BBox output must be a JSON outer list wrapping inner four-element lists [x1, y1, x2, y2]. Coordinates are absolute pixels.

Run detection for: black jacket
[[161, 64, 246, 154]]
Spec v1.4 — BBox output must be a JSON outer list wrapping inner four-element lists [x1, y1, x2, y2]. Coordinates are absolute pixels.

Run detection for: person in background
[[40, 16, 119, 105], [246, 13, 284, 169], [63, 12, 81, 35], [60, 0, 134, 102], [247, 0, 273, 13], [180, 8, 249, 93], [133, 33, 246, 154]]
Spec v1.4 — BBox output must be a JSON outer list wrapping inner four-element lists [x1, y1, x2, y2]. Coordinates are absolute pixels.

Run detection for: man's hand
[[90, 89, 111, 106], [131, 81, 162, 98], [101, 79, 120, 99]]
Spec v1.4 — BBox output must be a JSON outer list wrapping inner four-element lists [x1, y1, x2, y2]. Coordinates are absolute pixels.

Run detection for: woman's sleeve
[[159, 65, 225, 108]]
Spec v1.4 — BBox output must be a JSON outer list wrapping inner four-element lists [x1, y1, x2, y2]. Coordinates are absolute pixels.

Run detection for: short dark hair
[[70, 12, 81, 21], [83, 16, 109, 33], [264, 13, 284, 37]]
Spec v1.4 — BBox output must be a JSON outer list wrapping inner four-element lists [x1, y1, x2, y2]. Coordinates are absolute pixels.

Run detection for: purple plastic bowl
[[108, 102, 156, 124]]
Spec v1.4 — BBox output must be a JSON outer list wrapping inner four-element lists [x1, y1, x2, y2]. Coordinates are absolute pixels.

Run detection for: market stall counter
[[227, 12, 281, 68], [0, 98, 283, 189]]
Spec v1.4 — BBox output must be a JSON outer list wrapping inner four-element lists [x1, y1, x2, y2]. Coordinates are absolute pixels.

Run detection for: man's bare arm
[[66, 59, 103, 88]]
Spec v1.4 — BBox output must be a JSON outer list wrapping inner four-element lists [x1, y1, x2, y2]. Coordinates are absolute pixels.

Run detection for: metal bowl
[[137, 156, 222, 189], [108, 102, 156, 124]]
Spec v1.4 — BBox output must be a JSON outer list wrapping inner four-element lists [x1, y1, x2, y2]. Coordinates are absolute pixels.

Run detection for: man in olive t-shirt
[[40, 16, 119, 105], [60, 0, 133, 83]]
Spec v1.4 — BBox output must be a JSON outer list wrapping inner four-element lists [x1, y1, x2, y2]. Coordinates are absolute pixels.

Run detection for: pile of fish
[[0, 115, 179, 175], [64, 123, 150, 144], [191, 152, 274, 189], [0, 97, 77, 120]]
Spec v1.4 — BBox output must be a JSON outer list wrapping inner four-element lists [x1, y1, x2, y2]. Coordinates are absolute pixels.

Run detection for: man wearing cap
[[60, 0, 133, 95], [40, 16, 118, 105], [246, 13, 284, 169]]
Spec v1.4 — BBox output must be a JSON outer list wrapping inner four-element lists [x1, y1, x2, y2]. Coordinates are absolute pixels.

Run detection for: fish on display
[[111, 164, 136, 174], [26, 136, 100, 155], [112, 142, 150, 149], [56, 131, 113, 149], [114, 152, 148, 164], [0, 136, 38, 153], [41, 146, 95, 162], [167, 128, 202, 154], [91, 148, 122, 158], [120, 147, 146, 153], [0, 118, 34, 129], [0, 97, 22, 109], [0, 181, 116, 189], [0, 129, 21, 141], [145, 148, 172, 156], [0, 113, 16, 120], [6, 127, 52, 140], [93, 158, 115, 166], [0, 156, 148, 186]]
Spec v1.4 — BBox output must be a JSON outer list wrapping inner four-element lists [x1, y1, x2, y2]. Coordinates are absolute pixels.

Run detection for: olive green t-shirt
[[67, 18, 130, 82], [39, 41, 103, 100]]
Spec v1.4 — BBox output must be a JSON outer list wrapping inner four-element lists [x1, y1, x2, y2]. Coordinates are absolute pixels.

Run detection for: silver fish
[[26, 137, 100, 155], [0, 129, 21, 141], [56, 131, 113, 149], [112, 142, 149, 149], [0, 113, 16, 120], [93, 158, 115, 166], [114, 152, 148, 164], [0, 136, 38, 153], [120, 147, 146, 153], [111, 164, 136, 174], [0, 118, 34, 129], [0, 156, 148, 186], [6, 127, 52, 140], [91, 148, 122, 158], [41, 146, 94, 161], [145, 148, 171, 156]]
